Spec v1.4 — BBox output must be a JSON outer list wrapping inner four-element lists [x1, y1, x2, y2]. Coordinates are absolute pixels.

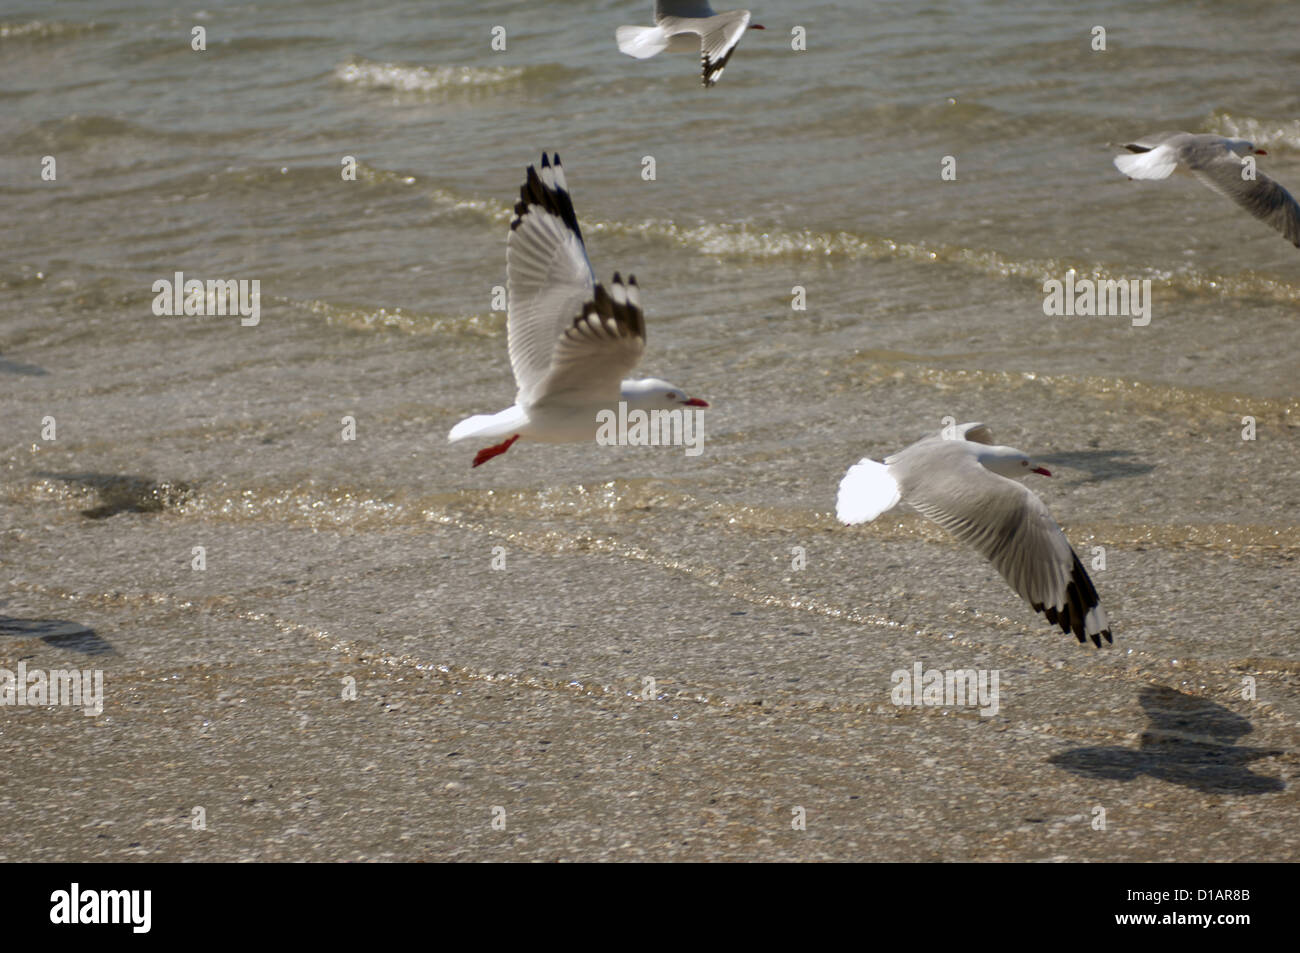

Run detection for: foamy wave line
[[607, 220, 1300, 304], [282, 295, 501, 336], [1205, 112, 1300, 151], [427, 188, 514, 225], [334, 58, 524, 93], [0, 20, 102, 40], [426, 191, 1300, 304]]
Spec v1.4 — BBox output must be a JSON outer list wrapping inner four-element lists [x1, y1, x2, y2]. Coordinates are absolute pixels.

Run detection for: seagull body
[[616, 1, 764, 87], [448, 154, 706, 467], [1113, 132, 1300, 248], [836, 422, 1112, 647]]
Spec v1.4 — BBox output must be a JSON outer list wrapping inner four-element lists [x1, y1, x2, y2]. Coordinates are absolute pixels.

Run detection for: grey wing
[[1120, 130, 1188, 152], [884, 421, 992, 464], [1191, 157, 1300, 247], [533, 273, 646, 407], [656, 0, 717, 21], [696, 10, 751, 86], [958, 422, 994, 445], [506, 153, 597, 406], [905, 453, 1112, 646]]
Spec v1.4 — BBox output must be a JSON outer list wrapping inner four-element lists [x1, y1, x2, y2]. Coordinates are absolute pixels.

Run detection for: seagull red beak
[[1256, 148, 1268, 155], [1032, 466, 1052, 476], [683, 397, 709, 407], [751, 24, 765, 29]]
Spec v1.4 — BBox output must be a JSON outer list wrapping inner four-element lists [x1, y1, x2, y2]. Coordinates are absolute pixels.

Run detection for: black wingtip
[[1034, 553, 1111, 647], [573, 274, 645, 344], [510, 152, 583, 242]]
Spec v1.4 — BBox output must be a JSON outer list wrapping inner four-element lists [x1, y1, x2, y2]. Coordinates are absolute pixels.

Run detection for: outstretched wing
[[904, 449, 1112, 646], [506, 153, 597, 405], [657, 10, 751, 86], [533, 273, 646, 407], [656, 1, 717, 20], [1191, 157, 1300, 248], [885, 421, 993, 464], [697, 11, 751, 86]]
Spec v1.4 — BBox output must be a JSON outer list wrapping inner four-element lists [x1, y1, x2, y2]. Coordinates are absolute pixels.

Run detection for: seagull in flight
[[448, 153, 707, 467], [836, 422, 1113, 647], [616, 2, 765, 87], [1113, 132, 1300, 248]]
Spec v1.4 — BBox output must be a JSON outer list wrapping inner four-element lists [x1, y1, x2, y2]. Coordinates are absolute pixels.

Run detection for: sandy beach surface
[[3, 0, 1297, 860]]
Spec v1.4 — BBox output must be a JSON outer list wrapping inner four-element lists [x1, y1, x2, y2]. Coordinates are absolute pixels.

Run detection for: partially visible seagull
[[1113, 131, 1300, 248], [836, 422, 1113, 647], [448, 153, 707, 468], [616, 2, 765, 87]]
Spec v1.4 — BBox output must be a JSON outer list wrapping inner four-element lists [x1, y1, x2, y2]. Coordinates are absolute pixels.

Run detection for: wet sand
[[2, 310, 1296, 861]]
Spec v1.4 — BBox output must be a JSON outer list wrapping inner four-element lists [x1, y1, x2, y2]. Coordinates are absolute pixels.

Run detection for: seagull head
[[622, 377, 708, 410], [978, 446, 1051, 479], [1224, 137, 1260, 158]]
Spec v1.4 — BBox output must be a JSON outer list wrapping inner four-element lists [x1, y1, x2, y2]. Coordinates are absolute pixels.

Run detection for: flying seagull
[[616, 2, 765, 87], [448, 153, 707, 467], [1113, 131, 1300, 248], [836, 422, 1113, 647]]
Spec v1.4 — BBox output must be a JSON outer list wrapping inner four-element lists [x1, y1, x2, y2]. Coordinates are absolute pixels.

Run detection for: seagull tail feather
[[616, 25, 669, 59], [836, 459, 902, 525]]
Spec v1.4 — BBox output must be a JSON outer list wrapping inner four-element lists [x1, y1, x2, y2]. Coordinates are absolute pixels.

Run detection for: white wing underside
[[535, 277, 646, 407], [897, 443, 1110, 644], [506, 155, 650, 408]]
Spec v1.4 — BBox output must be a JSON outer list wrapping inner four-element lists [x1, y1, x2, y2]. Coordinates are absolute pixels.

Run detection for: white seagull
[[448, 153, 707, 468], [1113, 132, 1300, 248], [836, 422, 1112, 647], [616, 2, 765, 87]]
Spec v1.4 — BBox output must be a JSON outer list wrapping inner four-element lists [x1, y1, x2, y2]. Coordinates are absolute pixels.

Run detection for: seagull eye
[[667, 393, 677, 400], [1021, 460, 1028, 466]]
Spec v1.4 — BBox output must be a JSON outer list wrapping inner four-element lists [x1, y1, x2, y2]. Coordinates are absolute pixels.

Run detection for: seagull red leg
[[472, 434, 519, 468]]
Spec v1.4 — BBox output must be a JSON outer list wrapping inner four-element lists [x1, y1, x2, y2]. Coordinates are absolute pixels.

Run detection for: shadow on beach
[[36, 471, 193, 519], [0, 615, 114, 656], [1050, 685, 1284, 795]]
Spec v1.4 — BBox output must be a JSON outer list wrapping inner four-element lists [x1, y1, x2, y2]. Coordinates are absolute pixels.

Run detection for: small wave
[[285, 295, 502, 337], [427, 187, 514, 226], [1205, 112, 1300, 151], [10, 114, 156, 152], [333, 57, 525, 94], [0, 20, 106, 42]]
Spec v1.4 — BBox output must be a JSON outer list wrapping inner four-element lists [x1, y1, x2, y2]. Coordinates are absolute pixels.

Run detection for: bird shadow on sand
[[1050, 686, 1284, 795], [0, 355, 47, 376], [1035, 449, 1155, 483], [36, 471, 193, 519], [0, 615, 114, 656]]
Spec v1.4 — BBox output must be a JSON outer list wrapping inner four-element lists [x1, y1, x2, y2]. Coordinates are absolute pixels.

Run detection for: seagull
[[448, 153, 707, 468], [1113, 132, 1300, 248], [836, 422, 1113, 647], [616, 2, 765, 87]]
